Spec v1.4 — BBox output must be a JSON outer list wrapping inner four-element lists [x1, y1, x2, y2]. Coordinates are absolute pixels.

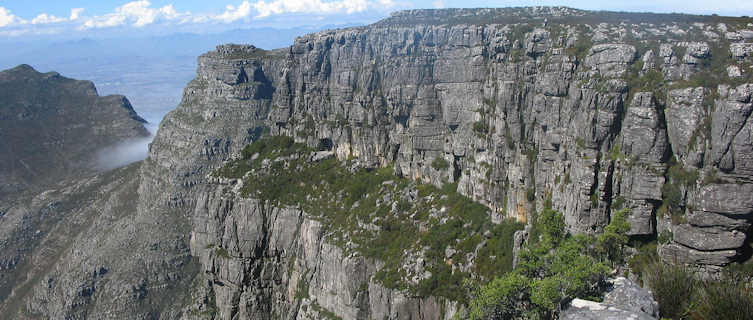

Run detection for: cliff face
[[4, 7, 753, 319], [179, 8, 753, 267], [158, 7, 753, 318], [177, 8, 753, 318]]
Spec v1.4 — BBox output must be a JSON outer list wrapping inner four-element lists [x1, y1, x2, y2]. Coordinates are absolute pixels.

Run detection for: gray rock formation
[[2, 7, 753, 319], [562, 277, 659, 320]]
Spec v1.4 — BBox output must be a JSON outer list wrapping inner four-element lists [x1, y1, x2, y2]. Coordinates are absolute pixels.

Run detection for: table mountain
[[2, 7, 753, 319]]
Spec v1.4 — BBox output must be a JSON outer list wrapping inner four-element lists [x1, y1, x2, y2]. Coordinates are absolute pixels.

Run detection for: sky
[[1, 0, 753, 38]]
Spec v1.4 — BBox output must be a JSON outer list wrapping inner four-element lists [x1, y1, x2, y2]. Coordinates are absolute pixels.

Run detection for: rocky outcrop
[[3, 7, 753, 319], [561, 277, 659, 320], [185, 184, 456, 319]]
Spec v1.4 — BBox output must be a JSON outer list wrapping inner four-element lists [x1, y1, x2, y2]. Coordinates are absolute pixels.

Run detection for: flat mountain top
[[0, 64, 149, 196], [377, 6, 753, 27]]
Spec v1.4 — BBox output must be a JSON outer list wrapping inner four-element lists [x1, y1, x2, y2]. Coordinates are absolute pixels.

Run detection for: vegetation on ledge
[[216, 135, 523, 302], [465, 207, 630, 319]]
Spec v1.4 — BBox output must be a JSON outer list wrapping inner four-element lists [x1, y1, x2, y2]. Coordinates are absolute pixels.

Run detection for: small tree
[[596, 208, 631, 265], [467, 273, 530, 320], [538, 207, 567, 246]]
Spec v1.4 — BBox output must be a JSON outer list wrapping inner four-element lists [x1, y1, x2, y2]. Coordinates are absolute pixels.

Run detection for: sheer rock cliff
[[3, 7, 753, 319]]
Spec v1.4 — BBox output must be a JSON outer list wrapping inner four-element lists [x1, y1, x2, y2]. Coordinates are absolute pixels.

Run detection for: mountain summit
[[0, 64, 149, 197]]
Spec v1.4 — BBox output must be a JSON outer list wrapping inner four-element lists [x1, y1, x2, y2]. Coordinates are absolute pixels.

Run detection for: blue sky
[[2, 0, 752, 37]]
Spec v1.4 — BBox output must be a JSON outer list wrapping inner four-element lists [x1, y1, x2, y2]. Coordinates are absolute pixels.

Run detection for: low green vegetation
[[215, 247, 231, 259], [216, 136, 523, 302], [626, 68, 665, 103], [566, 29, 593, 62], [701, 167, 724, 185], [472, 121, 489, 135], [311, 302, 343, 320], [432, 156, 451, 170], [295, 272, 310, 299], [575, 137, 586, 149], [627, 240, 659, 281], [465, 207, 631, 319], [643, 261, 753, 319], [525, 188, 536, 203], [595, 209, 631, 265], [660, 159, 699, 221]]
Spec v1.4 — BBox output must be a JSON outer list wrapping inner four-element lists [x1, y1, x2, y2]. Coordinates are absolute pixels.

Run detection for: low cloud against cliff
[[94, 123, 157, 171]]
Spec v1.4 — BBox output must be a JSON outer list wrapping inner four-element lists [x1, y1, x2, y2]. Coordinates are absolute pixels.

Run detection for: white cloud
[[31, 13, 67, 24], [70, 8, 85, 20], [81, 0, 189, 29], [0, 6, 26, 27], [82, 13, 126, 29], [432, 0, 445, 8], [0, 26, 64, 36], [4, 0, 401, 34], [214, 1, 253, 23], [252, 0, 381, 18]]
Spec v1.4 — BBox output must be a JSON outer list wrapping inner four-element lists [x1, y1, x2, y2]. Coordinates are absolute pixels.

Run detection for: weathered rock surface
[[3, 7, 753, 319], [562, 277, 659, 320]]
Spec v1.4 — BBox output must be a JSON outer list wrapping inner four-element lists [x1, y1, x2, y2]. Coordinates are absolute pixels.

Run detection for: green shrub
[[525, 188, 536, 203], [661, 181, 683, 214], [567, 31, 593, 62], [691, 276, 753, 320], [575, 137, 586, 149], [627, 241, 658, 284], [596, 208, 631, 265], [529, 277, 563, 316], [667, 161, 699, 187], [657, 230, 673, 244], [467, 273, 530, 320], [590, 192, 599, 208], [644, 261, 697, 318], [311, 302, 343, 320], [469, 209, 610, 319], [642, 258, 753, 320], [215, 248, 231, 259], [432, 156, 450, 170], [474, 220, 524, 278], [295, 273, 310, 299], [701, 168, 723, 185], [626, 69, 665, 103], [608, 144, 625, 161], [537, 207, 566, 246], [472, 121, 489, 135], [563, 172, 571, 185], [610, 196, 626, 210]]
